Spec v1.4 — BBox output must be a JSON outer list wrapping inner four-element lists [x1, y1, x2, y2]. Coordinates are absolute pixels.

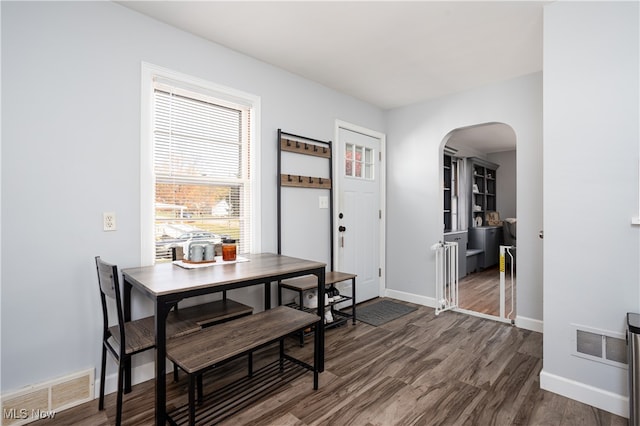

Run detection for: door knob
[[338, 226, 346, 232]]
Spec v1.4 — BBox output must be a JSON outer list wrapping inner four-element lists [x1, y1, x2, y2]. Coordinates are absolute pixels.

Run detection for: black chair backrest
[[95, 256, 126, 358]]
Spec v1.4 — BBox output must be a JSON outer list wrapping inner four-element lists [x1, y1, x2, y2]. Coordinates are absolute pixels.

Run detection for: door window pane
[[345, 143, 374, 180]]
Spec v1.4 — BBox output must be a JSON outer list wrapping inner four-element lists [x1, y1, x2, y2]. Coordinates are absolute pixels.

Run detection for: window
[[141, 64, 260, 264], [345, 143, 374, 179]]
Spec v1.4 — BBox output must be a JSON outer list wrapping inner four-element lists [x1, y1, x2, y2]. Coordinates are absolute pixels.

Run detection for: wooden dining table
[[121, 253, 326, 425]]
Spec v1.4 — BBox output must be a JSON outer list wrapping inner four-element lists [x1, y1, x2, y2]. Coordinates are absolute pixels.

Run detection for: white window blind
[[152, 80, 251, 261]]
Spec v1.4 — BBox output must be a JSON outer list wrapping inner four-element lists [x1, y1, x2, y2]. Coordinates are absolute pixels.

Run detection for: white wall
[[5, 2, 636, 418], [542, 1, 639, 416], [488, 150, 517, 219], [385, 73, 543, 326], [0, 1, 384, 393]]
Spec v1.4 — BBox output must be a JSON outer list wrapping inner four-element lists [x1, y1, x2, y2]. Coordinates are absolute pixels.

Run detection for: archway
[[441, 122, 517, 322]]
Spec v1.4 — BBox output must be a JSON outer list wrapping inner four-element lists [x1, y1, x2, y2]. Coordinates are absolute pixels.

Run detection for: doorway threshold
[[454, 307, 515, 326]]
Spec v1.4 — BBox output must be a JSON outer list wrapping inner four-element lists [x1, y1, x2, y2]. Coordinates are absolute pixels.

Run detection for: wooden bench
[[166, 306, 320, 425], [279, 271, 356, 345], [170, 246, 253, 331], [167, 298, 253, 382], [169, 298, 253, 328]]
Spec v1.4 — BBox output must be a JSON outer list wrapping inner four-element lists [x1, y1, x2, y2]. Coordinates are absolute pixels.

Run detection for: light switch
[[319, 196, 329, 209]]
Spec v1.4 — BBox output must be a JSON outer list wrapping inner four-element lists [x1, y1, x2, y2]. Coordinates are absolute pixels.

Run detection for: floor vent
[[1, 369, 94, 426], [573, 325, 627, 368]]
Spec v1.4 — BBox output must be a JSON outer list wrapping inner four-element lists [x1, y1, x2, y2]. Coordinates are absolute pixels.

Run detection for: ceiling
[[446, 122, 517, 156], [120, 1, 545, 153]]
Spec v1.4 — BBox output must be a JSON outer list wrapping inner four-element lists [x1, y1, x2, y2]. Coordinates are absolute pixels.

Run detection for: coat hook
[[319, 177, 323, 184], [286, 139, 291, 147], [298, 175, 303, 183], [304, 143, 309, 150], [287, 174, 292, 182], [313, 145, 318, 152], [296, 141, 300, 148], [309, 176, 313, 183], [323, 147, 327, 154]]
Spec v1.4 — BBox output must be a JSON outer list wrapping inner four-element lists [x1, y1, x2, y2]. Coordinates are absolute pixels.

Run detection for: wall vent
[[1, 369, 94, 426], [572, 324, 627, 368]]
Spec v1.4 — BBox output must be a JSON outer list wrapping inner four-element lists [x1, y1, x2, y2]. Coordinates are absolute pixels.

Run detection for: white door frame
[[334, 120, 386, 298]]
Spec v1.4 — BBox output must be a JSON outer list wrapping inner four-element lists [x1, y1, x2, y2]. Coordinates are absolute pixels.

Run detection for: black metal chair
[[95, 256, 200, 425]]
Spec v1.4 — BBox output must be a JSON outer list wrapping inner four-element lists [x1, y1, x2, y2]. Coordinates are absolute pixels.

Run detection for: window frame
[[140, 62, 261, 265]]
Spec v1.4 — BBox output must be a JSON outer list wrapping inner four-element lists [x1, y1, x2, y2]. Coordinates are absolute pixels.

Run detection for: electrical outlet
[[103, 212, 117, 231], [319, 196, 329, 209]]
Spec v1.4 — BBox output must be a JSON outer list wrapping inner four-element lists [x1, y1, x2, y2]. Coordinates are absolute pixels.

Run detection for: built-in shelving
[[443, 153, 453, 231], [468, 157, 499, 227]]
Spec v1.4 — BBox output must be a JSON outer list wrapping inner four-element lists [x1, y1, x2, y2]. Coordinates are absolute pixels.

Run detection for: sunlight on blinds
[[152, 85, 251, 262]]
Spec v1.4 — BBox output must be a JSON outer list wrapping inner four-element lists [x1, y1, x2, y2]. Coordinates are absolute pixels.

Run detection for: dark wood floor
[[36, 300, 625, 426], [459, 266, 516, 320]]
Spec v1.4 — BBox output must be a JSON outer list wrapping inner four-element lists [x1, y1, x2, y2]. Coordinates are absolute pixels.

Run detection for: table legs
[[123, 263, 325, 425], [122, 279, 133, 393], [154, 300, 174, 425], [313, 268, 325, 372], [264, 281, 271, 310]]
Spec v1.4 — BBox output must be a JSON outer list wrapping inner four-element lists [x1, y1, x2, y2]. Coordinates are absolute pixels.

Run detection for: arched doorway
[[441, 122, 517, 322]]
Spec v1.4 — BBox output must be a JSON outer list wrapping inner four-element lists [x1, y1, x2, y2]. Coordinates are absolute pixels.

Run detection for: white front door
[[336, 124, 383, 302]]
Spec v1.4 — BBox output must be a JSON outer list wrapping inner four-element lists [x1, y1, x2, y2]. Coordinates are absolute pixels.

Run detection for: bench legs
[[313, 324, 318, 390], [179, 331, 318, 425]]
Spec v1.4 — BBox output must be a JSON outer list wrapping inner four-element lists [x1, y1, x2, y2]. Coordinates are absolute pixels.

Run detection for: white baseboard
[[515, 315, 543, 333], [540, 369, 628, 418], [384, 288, 436, 308]]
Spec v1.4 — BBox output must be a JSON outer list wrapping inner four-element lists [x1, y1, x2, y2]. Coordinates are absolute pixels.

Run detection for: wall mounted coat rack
[[277, 129, 333, 262], [276, 129, 357, 335], [280, 174, 332, 189], [280, 138, 331, 159]]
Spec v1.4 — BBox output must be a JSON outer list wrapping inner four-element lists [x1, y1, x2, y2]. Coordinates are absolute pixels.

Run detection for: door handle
[[338, 225, 346, 248]]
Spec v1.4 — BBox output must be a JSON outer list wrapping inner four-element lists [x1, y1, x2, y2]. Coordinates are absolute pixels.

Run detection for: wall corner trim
[[515, 315, 543, 333]]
